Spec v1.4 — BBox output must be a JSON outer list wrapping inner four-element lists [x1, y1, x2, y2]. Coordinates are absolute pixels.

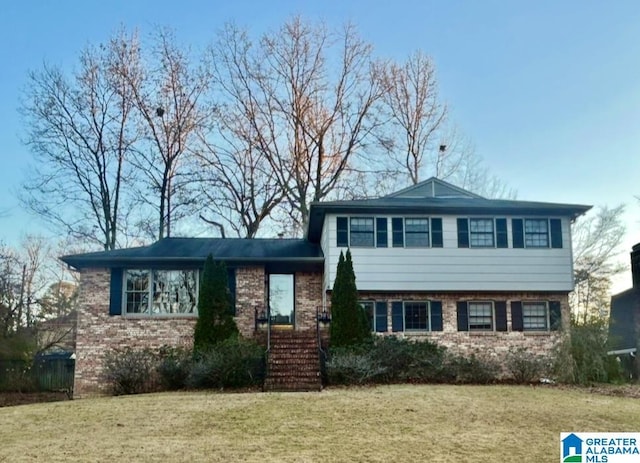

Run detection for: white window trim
[[523, 218, 551, 248], [522, 301, 550, 331], [122, 269, 199, 317], [469, 218, 496, 248], [403, 300, 432, 332], [468, 300, 495, 332]]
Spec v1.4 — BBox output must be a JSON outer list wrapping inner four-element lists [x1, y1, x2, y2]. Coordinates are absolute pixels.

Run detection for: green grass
[[1, 385, 639, 462]]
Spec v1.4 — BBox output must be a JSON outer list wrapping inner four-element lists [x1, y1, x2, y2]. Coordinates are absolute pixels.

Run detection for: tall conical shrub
[[330, 249, 371, 347], [193, 255, 238, 352]]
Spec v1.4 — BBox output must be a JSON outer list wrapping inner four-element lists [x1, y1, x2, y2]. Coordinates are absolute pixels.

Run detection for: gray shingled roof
[[61, 237, 323, 269]]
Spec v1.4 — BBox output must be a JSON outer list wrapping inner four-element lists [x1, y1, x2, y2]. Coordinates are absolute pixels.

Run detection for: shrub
[[187, 338, 265, 389], [102, 347, 158, 395], [506, 347, 549, 384], [330, 250, 371, 348], [325, 347, 385, 385], [0, 360, 37, 393], [326, 337, 450, 386], [447, 352, 500, 384], [157, 346, 192, 390], [193, 255, 239, 353], [552, 318, 623, 385]]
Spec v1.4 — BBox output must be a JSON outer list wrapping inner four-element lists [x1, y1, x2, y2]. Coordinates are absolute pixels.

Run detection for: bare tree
[[21, 39, 137, 250], [571, 204, 626, 323], [377, 53, 514, 199], [378, 51, 447, 185], [212, 18, 383, 234], [115, 28, 211, 239]]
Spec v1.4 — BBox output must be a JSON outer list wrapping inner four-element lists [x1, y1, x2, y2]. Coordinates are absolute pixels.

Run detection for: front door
[[268, 274, 294, 327]]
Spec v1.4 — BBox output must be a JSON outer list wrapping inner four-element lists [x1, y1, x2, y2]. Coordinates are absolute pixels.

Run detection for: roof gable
[[387, 177, 483, 199]]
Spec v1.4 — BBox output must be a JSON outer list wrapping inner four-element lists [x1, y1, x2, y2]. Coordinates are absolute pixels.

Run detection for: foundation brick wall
[[294, 272, 323, 331], [74, 267, 323, 397], [326, 290, 570, 364], [234, 266, 266, 337], [74, 268, 197, 398]]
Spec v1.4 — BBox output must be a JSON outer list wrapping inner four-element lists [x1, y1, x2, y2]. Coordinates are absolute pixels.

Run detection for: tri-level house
[[62, 178, 590, 396]]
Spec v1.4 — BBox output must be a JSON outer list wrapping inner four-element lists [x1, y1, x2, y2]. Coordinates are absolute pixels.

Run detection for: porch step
[[263, 330, 322, 392]]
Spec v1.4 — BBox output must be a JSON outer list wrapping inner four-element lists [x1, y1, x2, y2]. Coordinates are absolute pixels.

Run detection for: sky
[[0, 0, 638, 291]]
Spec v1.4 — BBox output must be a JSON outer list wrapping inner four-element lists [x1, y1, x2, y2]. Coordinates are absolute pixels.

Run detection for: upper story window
[[405, 218, 430, 247], [392, 217, 442, 248], [469, 219, 494, 247], [124, 269, 198, 315], [524, 219, 549, 247], [337, 216, 440, 248], [350, 217, 375, 247], [512, 218, 563, 249], [457, 218, 507, 248]]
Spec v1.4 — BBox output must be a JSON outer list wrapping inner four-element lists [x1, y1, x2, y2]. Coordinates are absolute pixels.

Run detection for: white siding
[[323, 214, 575, 292]]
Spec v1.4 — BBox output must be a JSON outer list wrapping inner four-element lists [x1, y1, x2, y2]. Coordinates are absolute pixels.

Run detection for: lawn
[[0, 385, 639, 462]]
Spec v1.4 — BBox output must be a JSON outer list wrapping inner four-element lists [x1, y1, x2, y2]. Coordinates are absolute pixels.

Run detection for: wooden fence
[[0, 356, 75, 392]]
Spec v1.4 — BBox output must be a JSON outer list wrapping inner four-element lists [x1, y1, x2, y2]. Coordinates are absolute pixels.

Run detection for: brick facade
[[74, 267, 324, 397], [326, 290, 570, 365], [74, 266, 567, 396]]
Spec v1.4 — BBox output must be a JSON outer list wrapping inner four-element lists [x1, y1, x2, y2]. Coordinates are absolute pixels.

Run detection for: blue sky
[[0, 0, 638, 290]]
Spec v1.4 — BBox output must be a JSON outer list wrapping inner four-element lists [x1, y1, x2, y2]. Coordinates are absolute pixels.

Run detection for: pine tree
[[193, 255, 238, 352], [330, 250, 371, 347]]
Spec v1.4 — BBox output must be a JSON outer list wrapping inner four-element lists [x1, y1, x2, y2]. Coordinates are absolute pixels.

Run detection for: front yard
[[1, 385, 639, 462]]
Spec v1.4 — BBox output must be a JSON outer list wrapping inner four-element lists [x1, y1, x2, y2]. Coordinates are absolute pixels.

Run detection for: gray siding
[[322, 214, 575, 292]]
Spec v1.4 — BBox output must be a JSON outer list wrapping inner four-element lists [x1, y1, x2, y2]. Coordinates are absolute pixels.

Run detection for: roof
[[307, 177, 591, 242], [61, 237, 324, 270], [609, 287, 639, 351]]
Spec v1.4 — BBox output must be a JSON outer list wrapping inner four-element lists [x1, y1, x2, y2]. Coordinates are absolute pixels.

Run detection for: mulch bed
[[0, 392, 70, 408]]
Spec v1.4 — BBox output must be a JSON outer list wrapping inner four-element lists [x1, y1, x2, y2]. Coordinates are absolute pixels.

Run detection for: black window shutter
[[391, 301, 404, 332], [392, 218, 404, 247], [495, 301, 507, 331], [430, 301, 443, 331], [109, 268, 123, 316], [511, 301, 523, 331], [376, 218, 388, 248], [227, 268, 236, 316], [336, 217, 349, 247], [457, 218, 469, 248], [512, 219, 524, 248], [549, 301, 562, 331], [550, 219, 563, 249], [431, 218, 443, 248], [496, 218, 508, 248], [375, 301, 388, 332], [456, 301, 468, 331]]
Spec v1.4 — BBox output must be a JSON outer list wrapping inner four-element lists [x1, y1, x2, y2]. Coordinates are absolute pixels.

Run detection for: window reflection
[[269, 274, 294, 325]]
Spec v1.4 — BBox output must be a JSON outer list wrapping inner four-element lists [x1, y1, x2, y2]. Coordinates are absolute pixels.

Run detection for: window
[[125, 269, 198, 315], [522, 302, 549, 330], [525, 219, 549, 247], [405, 219, 430, 247], [269, 274, 294, 325], [361, 301, 388, 332], [469, 219, 494, 247], [404, 301, 429, 330], [391, 301, 443, 332], [468, 302, 493, 331], [350, 217, 374, 247], [392, 218, 404, 247]]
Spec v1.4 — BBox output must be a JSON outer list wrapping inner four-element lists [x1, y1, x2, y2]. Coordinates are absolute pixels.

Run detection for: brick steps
[[263, 330, 322, 392]]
